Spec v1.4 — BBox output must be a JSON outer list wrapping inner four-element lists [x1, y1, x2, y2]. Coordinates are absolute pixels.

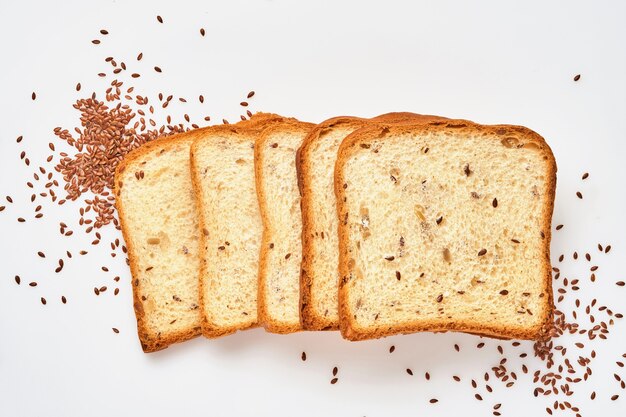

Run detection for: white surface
[[1, 0, 625, 416]]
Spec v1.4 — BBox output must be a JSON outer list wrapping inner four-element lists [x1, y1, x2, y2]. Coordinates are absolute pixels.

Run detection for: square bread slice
[[190, 113, 302, 337], [298, 113, 446, 330], [115, 129, 209, 352], [255, 120, 314, 333], [335, 120, 556, 341]]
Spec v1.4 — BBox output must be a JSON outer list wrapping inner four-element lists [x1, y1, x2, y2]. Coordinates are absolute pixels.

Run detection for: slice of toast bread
[[298, 113, 446, 330], [190, 113, 302, 337], [255, 120, 315, 333], [335, 120, 556, 341], [115, 129, 209, 352]]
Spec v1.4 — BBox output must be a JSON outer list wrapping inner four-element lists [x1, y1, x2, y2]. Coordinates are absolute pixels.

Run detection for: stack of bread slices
[[114, 112, 557, 352]]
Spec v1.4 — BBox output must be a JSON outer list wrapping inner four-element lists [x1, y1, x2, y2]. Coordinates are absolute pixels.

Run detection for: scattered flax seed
[[112, 328, 119, 334], [154, 66, 162, 73], [330, 378, 338, 384], [41, 297, 47, 305], [301, 351, 306, 361], [92, 40, 101, 45], [15, 276, 21, 285], [240, 101, 248, 107], [389, 345, 395, 353], [454, 344, 460, 352], [100, 29, 108, 35], [425, 372, 431, 380], [582, 172, 589, 180], [611, 394, 619, 401], [131, 73, 140, 78], [200, 28, 205, 36], [616, 281, 625, 287], [605, 245, 612, 253], [332, 367, 338, 376], [453, 376, 461, 382], [492, 198, 498, 208], [61, 296, 67, 304], [475, 394, 483, 401], [406, 368, 413, 376], [576, 191, 583, 199], [429, 399, 438, 404], [478, 248, 487, 256], [17, 135, 23, 143], [247, 91, 255, 99], [32, 92, 37, 100], [477, 342, 485, 349], [436, 294, 443, 303], [574, 74, 581, 81], [137, 52, 143, 61], [157, 15, 163, 23], [500, 290, 509, 296], [556, 224, 563, 231], [29, 282, 37, 287], [37, 251, 45, 258]]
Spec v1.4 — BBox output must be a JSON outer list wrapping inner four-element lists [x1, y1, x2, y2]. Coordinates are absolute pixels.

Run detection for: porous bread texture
[[298, 113, 446, 331], [336, 121, 556, 341], [115, 129, 208, 352], [255, 121, 314, 333], [190, 113, 301, 337]]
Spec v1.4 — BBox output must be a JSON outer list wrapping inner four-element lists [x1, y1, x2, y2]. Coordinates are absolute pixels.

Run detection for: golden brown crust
[[190, 113, 300, 338], [255, 120, 315, 334], [298, 113, 448, 331], [335, 120, 556, 341], [114, 128, 212, 352]]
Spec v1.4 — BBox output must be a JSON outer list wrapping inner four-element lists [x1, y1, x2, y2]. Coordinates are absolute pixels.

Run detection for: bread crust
[[190, 113, 299, 338], [255, 120, 315, 334], [114, 127, 213, 352], [335, 120, 556, 341], [298, 113, 448, 331]]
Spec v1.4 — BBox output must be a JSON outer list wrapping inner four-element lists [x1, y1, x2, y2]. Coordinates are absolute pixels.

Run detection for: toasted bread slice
[[255, 120, 314, 333], [298, 113, 445, 330], [190, 113, 302, 337], [335, 120, 556, 341], [115, 129, 208, 352]]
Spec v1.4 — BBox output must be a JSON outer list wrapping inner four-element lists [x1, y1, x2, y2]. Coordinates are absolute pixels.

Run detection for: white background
[[1, 0, 625, 416]]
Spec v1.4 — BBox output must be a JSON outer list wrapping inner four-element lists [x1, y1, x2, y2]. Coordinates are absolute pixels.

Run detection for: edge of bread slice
[[190, 113, 301, 338], [115, 129, 209, 352], [255, 120, 314, 333], [297, 113, 447, 331], [335, 120, 556, 341]]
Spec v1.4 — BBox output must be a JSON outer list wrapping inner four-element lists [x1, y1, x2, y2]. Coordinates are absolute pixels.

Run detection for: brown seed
[[436, 294, 443, 303], [606, 245, 612, 253], [92, 39, 100, 45], [573, 74, 581, 81], [389, 345, 395, 353], [100, 29, 109, 35], [478, 248, 487, 256], [429, 399, 438, 404], [611, 395, 619, 401], [154, 66, 162, 73], [395, 271, 401, 280], [112, 327, 119, 333], [200, 28, 205, 36], [576, 191, 583, 199], [240, 101, 248, 107], [332, 366, 338, 376], [406, 368, 413, 375], [247, 91, 255, 99], [454, 344, 460, 352], [556, 224, 563, 230], [616, 281, 625, 287], [61, 296, 67, 304], [157, 15, 163, 23], [41, 297, 46, 305], [37, 251, 45, 258], [500, 290, 509, 295], [475, 394, 483, 401], [330, 378, 338, 384], [582, 172, 589, 180], [32, 92, 37, 100], [29, 282, 37, 287], [131, 73, 140, 78], [301, 351, 306, 361], [492, 198, 498, 208], [425, 372, 431, 380]]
